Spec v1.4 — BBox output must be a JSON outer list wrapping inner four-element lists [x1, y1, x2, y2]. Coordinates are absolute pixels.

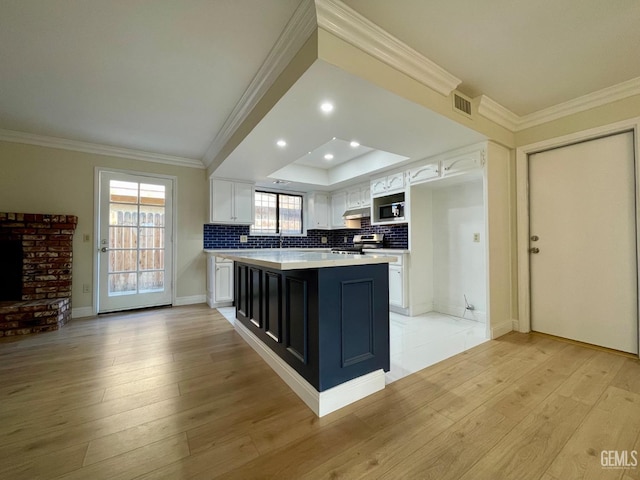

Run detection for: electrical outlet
[[239, 235, 248, 243], [343, 236, 348, 243], [82, 283, 90, 293], [321, 236, 328, 244], [83, 233, 90, 242], [473, 233, 480, 243]]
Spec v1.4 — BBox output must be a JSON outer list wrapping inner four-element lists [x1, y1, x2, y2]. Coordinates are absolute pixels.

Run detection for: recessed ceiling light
[[276, 139, 287, 147], [320, 102, 334, 113], [350, 141, 360, 147], [324, 153, 334, 160]]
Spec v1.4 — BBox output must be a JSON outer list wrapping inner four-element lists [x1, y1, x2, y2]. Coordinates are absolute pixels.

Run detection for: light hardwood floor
[[0, 304, 639, 479]]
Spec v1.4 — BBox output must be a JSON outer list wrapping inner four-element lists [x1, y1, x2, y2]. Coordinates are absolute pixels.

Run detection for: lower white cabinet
[[207, 256, 234, 308], [388, 253, 408, 312]]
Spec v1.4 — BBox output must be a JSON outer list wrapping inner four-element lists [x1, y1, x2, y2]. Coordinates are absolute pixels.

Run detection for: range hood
[[343, 207, 371, 220]]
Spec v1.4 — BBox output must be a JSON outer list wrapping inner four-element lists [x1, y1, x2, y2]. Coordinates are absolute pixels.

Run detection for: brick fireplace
[[0, 212, 78, 336]]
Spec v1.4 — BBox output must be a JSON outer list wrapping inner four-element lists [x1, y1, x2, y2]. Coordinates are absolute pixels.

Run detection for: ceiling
[[1, 0, 638, 182], [344, 0, 640, 116]]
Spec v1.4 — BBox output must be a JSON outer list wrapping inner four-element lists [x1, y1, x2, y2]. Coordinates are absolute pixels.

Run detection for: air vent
[[453, 92, 472, 118]]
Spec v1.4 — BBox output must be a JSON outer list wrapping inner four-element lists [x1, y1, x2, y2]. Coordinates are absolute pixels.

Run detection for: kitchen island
[[215, 250, 396, 416]]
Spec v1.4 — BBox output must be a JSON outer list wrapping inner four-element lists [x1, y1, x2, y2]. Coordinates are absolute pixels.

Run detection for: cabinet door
[[389, 265, 403, 307], [386, 172, 405, 192], [442, 152, 483, 176], [408, 163, 440, 185], [361, 186, 371, 207], [233, 182, 254, 224], [214, 261, 234, 303], [210, 179, 234, 223], [371, 177, 387, 196], [331, 192, 347, 228], [309, 193, 330, 229], [346, 188, 361, 208]]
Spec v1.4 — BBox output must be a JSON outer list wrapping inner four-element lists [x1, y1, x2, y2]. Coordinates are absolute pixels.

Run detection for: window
[[251, 191, 303, 235]]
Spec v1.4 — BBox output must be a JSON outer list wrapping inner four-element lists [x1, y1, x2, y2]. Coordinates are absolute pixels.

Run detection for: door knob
[[530, 235, 539, 241], [529, 247, 540, 254]]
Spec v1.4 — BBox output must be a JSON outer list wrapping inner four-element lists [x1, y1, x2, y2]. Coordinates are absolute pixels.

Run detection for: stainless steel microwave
[[379, 202, 404, 220]]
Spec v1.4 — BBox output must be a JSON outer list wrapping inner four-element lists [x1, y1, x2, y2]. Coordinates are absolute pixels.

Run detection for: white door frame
[[515, 117, 640, 352], [93, 167, 178, 315]]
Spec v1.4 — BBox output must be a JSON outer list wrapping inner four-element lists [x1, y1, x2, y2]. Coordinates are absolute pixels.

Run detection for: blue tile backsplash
[[203, 218, 408, 250]]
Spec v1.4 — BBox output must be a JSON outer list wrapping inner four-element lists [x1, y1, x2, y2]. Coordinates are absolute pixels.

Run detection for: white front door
[[98, 171, 173, 313], [529, 132, 638, 354]]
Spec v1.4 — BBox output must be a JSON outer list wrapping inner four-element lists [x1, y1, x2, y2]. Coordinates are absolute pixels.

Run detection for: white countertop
[[212, 250, 398, 270]]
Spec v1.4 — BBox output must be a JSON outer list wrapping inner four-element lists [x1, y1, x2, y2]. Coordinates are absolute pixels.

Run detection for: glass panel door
[[98, 172, 173, 313]]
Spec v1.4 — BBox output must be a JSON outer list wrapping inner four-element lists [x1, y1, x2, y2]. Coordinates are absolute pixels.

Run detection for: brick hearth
[[0, 212, 77, 336]]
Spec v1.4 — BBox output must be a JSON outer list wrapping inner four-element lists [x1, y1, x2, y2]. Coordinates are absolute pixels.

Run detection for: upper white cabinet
[[331, 191, 348, 228], [307, 192, 330, 230], [442, 151, 484, 177], [210, 178, 254, 224], [346, 183, 371, 209], [407, 163, 440, 185], [371, 172, 405, 197]]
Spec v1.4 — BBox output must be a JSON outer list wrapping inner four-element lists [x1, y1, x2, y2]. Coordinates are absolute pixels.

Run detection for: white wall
[[431, 179, 486, 321]]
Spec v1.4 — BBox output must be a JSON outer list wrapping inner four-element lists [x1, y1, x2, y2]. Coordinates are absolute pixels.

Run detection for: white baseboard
[[512, 318, 522, 332], [408, 301, 433, 317], [491, 319, 514, 339], [390, 305, 410, 315], [234, 320, 386, 417], [174, 295, 206, 306], [72, 306, 94, 319]]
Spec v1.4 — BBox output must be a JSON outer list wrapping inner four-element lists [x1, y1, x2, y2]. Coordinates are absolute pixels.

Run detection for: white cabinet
[[331, 192, 348, 228], [388, 253, 408, 311], [442, 151, 484, 177], [346, 183, 371, 209], [407, 163, 440, 185], [207, 256, 234, 308], [371, 172, 405, 197], [210, 178, 254, 224], [307, 193, 330, 230]]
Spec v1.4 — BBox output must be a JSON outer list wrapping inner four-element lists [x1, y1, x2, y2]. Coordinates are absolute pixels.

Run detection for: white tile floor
[[215, 307, 488, 385]]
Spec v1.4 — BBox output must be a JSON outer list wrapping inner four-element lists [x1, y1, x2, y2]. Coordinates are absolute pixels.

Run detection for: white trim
[[0, 128, 204, 169], [491, 320, 513, 339], [516, 117, 640, 335], [315, 0, 461, 97], [71, 306, 94, 319], [234, 319, 386, 417], [478, 76, 640, 131], [202, 0, 317, 168], [512, 319, 520, 332], [477, 95, 520, 131], [174, 295, 206, 306]]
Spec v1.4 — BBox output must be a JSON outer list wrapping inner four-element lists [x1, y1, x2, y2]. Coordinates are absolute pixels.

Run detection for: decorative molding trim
[[174, 295, 206, 306], [490, 319, 513, 339], [477, 95, 520, 131], [512, 319, 522, 333], [234, 319, 385, 417], [315, 0, 461, 97], [478, 76, 640, 131], [518, 76, 640, 130], [0, 129, 205, 169], [72, 306, 94, 319], [202, 0, 317, 168]]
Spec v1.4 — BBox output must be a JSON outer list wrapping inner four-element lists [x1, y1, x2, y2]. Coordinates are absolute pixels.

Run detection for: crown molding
[[202, 0, 317, 168], [477, 95, 519, 131], [479, 76, 640, 131], [0, 129, 205, 169], [315, 0, 461, 97]]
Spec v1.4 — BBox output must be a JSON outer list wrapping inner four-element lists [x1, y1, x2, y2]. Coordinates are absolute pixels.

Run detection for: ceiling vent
[[452, 92, 472, 118]]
